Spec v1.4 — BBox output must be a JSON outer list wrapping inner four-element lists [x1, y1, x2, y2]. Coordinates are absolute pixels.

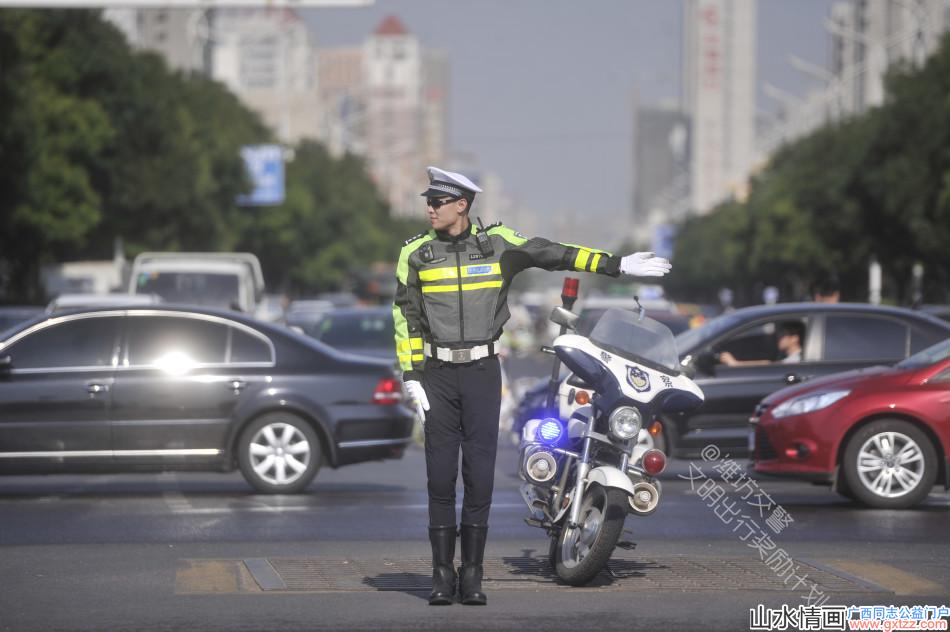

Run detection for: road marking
[[826, 560, 949, 596], [175, 506, 311, 515], [160, 472, 192, 514]]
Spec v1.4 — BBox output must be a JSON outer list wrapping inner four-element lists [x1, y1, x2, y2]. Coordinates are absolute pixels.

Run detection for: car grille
[[755, 428, 777, 461]]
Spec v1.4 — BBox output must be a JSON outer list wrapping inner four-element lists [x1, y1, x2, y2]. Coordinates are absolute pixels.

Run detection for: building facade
[[212, 9, 321, 143], [682, 0, 757, 214], [317, 16, 448, 217]]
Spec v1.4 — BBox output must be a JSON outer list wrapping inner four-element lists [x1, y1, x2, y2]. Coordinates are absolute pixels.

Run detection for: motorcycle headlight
[[608, 406, 642, 440], [770, 390, 850, 419]]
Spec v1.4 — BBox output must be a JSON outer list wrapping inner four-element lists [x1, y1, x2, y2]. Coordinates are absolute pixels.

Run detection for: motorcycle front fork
[[567, 436, 593, 528]]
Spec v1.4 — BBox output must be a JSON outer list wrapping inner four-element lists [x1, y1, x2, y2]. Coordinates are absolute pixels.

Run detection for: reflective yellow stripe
[[411, 353, 424, 363], [422, 284, 459, 294], [589, 253, 602, 272], [397, 340, 412, 353], [462, 280, 503, 291], [574, 249, 591, 271], [418, 266, 458, 281], [421, 280, 504, 294], [460, 262, 501, 278], [409, 337, 423, 350]]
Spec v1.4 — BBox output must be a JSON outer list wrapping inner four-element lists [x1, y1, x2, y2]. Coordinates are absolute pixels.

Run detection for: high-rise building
[[682, 0, 757, 214], [830, 0, 948, 112], [317, 16, 449, 217], [633, 103, 690, 244], [105, 7, 321, 144], [759, 1, 949, 161], [212, 9, 321, 143]]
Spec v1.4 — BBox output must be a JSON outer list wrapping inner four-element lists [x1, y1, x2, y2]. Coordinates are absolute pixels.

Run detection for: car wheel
[[842, 419, 936, 509], [238, 413, 322, 494]]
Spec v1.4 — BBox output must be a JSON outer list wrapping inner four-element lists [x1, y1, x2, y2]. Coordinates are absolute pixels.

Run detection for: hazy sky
[[304, 0, 836, 243]]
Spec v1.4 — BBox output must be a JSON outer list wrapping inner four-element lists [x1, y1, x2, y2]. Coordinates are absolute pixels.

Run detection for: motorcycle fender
[[585, 466, 636, 497]]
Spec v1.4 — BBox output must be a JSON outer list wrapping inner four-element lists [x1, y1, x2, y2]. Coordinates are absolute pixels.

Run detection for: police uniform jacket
[[393, 222, 622, 381]]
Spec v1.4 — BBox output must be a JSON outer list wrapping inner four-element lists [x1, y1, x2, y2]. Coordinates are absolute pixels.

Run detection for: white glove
[[404, 380, 430, 422], [619, 251, 672, 277]]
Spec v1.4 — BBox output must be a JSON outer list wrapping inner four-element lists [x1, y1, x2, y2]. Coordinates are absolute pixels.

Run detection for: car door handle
[[784, 373, 802, 384], [86, 382, 110, 394], [228, 379, 247, 391]]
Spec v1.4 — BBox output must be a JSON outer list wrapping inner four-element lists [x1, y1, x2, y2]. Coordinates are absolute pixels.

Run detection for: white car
[[46, 293, 162, 314]]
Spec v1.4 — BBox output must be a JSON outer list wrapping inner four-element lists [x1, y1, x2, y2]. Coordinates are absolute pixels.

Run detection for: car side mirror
[[549, 306, 579, 331], [693, 350, 718, 376]]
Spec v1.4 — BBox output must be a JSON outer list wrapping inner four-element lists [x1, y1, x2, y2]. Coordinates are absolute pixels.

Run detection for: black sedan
[[287, 307, 395, 361], [668, 302, 950, 458], [0, 305, 412, 493]]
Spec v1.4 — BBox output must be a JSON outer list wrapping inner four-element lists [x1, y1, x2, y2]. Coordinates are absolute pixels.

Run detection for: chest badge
[[626, 366, 651, 393], [466, 264, 493, 275]]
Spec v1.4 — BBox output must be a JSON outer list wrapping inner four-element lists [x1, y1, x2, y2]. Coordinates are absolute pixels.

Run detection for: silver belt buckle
[[451, 348, 472, 363]]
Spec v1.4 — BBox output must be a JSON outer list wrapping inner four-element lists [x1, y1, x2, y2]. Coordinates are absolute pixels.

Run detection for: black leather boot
[[458, 524, 488, 605], [428, 525, 457, 605]]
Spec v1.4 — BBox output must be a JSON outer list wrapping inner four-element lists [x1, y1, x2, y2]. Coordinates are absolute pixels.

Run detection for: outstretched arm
[[487, 224, 671, 279]]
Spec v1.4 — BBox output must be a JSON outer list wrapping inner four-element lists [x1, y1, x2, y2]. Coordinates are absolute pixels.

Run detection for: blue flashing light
[[538, 418, 563, 444]]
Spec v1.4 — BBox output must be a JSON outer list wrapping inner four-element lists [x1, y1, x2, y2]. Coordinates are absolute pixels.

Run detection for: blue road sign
[[237, 145, 284, 206]]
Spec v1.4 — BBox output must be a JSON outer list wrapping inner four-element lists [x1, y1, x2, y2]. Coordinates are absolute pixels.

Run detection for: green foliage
[[672, 33, 950, 305], [0, 10, 417, 301], [238, 143, 425, 293]]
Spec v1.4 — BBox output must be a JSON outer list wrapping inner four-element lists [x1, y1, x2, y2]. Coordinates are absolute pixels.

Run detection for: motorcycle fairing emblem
[[626, 366, 650, 393]]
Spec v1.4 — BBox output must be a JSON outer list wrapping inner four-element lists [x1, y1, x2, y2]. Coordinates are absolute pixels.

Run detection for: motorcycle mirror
[[549, 306, 579, 330], [693, 350, 718, 376], [679, 357, 697, 379], [634, 295, 645, 322]]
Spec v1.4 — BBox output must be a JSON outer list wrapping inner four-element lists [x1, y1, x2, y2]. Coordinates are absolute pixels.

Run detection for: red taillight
[[562, 277, 579, 299], [642, 449, 666, 476], [373, 377, 402, 405]]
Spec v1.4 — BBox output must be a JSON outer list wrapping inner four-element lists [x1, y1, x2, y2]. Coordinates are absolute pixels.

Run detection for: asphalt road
[[1, 441, 949, 632]]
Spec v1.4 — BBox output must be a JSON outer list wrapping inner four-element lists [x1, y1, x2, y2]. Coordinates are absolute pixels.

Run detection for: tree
[[671, 33, 950, 306], [0, 11, 113, 301]]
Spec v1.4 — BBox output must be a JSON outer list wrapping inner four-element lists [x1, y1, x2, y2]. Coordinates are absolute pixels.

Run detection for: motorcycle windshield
[[589, 308, 681, 375]]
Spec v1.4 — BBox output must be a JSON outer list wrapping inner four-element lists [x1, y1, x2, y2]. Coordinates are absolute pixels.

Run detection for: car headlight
[[770, 390, 851, 419], [608, 406, 642, 440]]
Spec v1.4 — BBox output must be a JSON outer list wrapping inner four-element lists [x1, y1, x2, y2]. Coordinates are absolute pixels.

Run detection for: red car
[[751, 338, 950, 508]]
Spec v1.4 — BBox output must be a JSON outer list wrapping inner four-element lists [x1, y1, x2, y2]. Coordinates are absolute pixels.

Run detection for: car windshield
[[305, 312, 393, 350], [588, 308, 680, 374], [896, 337, 950, 369], [136, 272, 240, 309], [674, 311, 743, 353]]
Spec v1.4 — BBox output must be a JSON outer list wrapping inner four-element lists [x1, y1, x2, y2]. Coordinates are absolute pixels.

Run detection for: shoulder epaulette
[[403, 232, 429, 246], [482, 222, 503, 231]]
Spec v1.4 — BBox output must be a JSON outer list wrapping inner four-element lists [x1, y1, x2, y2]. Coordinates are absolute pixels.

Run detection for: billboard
[[237, 144, 284, 207]]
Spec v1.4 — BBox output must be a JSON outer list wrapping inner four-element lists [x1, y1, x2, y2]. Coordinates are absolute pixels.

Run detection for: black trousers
[[422, 356, 501, 528]]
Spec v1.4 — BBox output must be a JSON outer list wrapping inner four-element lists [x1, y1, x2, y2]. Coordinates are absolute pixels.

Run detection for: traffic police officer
[[393, 166, 671, 606]]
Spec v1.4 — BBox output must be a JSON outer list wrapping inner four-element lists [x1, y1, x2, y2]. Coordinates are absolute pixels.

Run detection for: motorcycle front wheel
[[550, 484, 628, 586]]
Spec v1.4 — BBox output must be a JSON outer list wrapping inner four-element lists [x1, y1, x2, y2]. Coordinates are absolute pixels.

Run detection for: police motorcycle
[[518, 278, 704, 585]]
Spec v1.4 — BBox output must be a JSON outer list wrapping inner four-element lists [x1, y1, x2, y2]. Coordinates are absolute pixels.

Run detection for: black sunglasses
[[426, 196, 459, 210]]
